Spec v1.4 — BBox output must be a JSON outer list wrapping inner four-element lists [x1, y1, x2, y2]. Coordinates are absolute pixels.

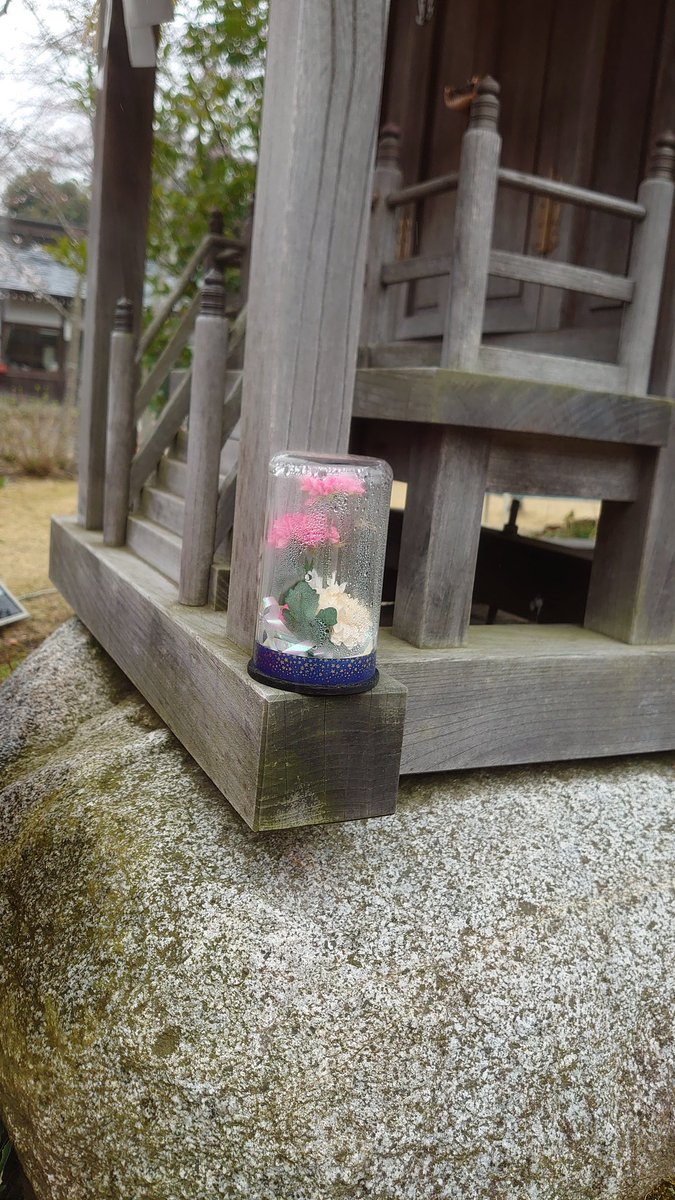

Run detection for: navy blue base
[[249, 642, 378, 696]]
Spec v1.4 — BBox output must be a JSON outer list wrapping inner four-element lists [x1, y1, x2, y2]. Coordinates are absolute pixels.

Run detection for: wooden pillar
[[393, 79, 501, 649], [179, 272, 229, 607], [360, 125, 404, 346], [78, 0, 155, 529], [225, 0, 391, 651], [618, 132, 675, 396], [441, 76, 501, 372], [103, 299, 136, 547]]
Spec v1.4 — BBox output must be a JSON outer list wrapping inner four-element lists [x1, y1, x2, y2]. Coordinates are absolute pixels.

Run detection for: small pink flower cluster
[[268, 511, 341, 550], [301, 473, 366, 499]]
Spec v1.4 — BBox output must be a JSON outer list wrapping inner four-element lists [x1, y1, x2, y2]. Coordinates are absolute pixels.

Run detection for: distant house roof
[[0, 215, 83, 302]]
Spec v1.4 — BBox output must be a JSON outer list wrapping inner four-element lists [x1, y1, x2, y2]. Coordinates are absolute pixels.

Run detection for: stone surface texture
[[0, 619, 674, 1200]]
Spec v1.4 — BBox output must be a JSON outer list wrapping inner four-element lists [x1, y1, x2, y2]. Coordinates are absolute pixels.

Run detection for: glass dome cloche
[[248, 451, 393, 696]]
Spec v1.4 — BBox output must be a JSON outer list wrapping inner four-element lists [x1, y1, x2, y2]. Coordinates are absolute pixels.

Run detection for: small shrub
[[541, 509, 598, 541], [0, 400, 77, 478]]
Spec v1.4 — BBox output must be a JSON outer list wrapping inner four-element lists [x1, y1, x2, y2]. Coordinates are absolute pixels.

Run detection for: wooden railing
[[103, 212, 247, 605], [363, 80, 675, 397]]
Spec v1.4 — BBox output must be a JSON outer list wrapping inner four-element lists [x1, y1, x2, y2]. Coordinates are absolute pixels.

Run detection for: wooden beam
[[49, 519, 675, 796], [50, 519, 406, 831], [497, 167, 646, 220], [353, 368, 673, 446], [585, 427, 675, 644], [393, 428, 490, 648], [487, 249, 634, 302], [226, 0, 391, 651], [486, 432, 645, 501], [134, 290, 200, 418], [130, 369, 191, 501], [103, 299, 136, 546], [477, 346, 627, 393], [78, 0, 155, 529]]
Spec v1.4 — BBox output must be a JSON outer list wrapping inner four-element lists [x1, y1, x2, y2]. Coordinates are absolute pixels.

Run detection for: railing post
[[178, 269, 229, 606], [103, 298, 136, 547], [441, 76, 501, 370], [618, 131, 675, 395], [360, 125, 404, 346], [207, 209, 224, 271]]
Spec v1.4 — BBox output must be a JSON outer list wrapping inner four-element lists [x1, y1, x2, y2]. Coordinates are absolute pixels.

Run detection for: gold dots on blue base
[[253, 642, 376, 690]]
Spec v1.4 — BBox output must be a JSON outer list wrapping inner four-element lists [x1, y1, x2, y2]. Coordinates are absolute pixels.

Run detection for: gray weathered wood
[[376, 626, 675, 773], [487, 249, 634, 302], [141, 485, 184, 536], [386, 171, 459, 209], [487, 432, 644, 501], [353, 368, 672, 446], [477, 345, 627, 392], [214, 470, 237, 551], [179, 274, 229, 607], [130, 369, 191, 500], [50, 518, 675, 796], [137, 233, 240, 358], [126, 514, 182, 582], [227, 0, 391, 651], [50, 517, 406, 830], [78, 0, 155, 529], [618, 133, 675, 395], [381, 253, 451, 286], [135, 291, 200, 417], [585, 426, 675, 643], [393, 427, 491, 647], [103, 300, 136, 547], [361, 125, 404, 344], [442, 78, 502, 370], [497, 167, 646, 220]]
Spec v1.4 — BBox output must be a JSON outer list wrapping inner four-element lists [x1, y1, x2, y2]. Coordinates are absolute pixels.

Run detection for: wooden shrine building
[[51, 0, 675, 830]]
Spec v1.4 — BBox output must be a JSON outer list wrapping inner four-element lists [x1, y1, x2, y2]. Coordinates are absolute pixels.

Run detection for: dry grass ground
[[0, 476, 77, 680]]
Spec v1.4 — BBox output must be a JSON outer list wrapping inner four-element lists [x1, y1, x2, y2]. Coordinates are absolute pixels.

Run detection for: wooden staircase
[[127, 422, 240, 586]]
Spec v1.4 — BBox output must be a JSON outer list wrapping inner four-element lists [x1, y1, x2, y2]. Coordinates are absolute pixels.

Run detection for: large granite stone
[[0, 619, 674, 1200]]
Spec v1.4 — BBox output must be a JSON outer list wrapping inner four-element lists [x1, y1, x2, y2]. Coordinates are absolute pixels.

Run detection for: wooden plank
[[227, 0, 391, 650], [78, 0, 155, 529], [361, 126, 404, 344], [130, 369, 191, 500], [617, 136, 675, 395], [141, 486, 184, 536], [585, 429, 675, 644], [179, 278, 229, 606], [393, 427, 491, 647], [214, 470, 237, 551], [126, 515, 181, 582], [497, 167, 646, 220], [477, 345, 627, 392], [487, 432, 645, 501], [377, 625, 675, 773], [135, 291, 200, 418], [387, 172, 459, 209], [353, 368, 673, 446], [442, 78, 502, 371], [488, 249, 634, 302], [103, 302, 136, 546], [49, 518, 406, 830], [381, 253, 451, 285]]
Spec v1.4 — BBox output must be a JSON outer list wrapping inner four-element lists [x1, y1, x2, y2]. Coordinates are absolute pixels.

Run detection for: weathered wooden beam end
[[49, 518, 406, 831]]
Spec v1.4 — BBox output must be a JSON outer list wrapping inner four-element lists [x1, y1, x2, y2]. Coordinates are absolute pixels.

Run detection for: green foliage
[[281, 580, 337, 646], [3, 168, 89, 227], [149, 0, 268, 286], [542, 510, 598, 541]]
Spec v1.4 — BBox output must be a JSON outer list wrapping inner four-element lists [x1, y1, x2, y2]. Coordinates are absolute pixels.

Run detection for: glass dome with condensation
[[248, 451, 393, 695]]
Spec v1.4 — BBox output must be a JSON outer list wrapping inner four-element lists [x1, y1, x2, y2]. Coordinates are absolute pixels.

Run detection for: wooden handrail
[[497, 168, 646, 220], [134, 290, 201, 418], [387, 171, 459, 209], [137, 232, 243, 360], [487, 249, 634, 302], [129, 369, 192, 501]]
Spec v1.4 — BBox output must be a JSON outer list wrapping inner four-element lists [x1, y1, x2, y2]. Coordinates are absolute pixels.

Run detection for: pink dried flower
[[301, 473, 366, 499], [268, 511, 341, 550]]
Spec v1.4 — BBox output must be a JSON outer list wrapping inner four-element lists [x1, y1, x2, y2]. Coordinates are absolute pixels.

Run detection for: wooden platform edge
[[49, 518, 406, 832]]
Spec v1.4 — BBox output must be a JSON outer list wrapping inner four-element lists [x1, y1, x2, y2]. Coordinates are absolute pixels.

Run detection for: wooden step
[[141, 485, 185, 536], [127, 515, 182, 583], [159, 444, 239, 499]]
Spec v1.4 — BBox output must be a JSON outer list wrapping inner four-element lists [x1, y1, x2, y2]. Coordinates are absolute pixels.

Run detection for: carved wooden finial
[[209, 209, 224, 236], [377, 124, 402, 167], [469, 76, 500, 131], [649, 130, 675, 181], [201, 268, 226, 317], [114, 297, 133, 333]]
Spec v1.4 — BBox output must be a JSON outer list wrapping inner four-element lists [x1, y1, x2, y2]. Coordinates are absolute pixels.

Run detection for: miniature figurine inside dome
[[248, 452, 392, 695]]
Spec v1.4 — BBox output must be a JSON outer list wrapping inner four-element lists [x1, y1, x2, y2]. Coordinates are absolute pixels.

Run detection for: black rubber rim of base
[[247, 661, 379, 697]]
